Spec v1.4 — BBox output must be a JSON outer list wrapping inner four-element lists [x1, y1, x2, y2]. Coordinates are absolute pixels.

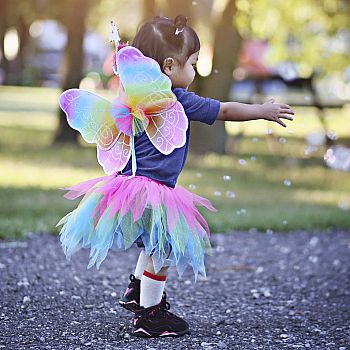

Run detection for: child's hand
[[260, 99, 294, 127]]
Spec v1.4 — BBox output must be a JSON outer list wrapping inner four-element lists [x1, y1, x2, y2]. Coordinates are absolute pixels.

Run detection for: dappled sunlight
[[179, 152, 350, 233], [0, 186, 75, 239], [293, 189, 350, 207], [0, 86, 60, 109], [1, 86, 350, 236], [266, 165, 350, 191], [0, 115, 57, 131], [0, 159, 103, 189]]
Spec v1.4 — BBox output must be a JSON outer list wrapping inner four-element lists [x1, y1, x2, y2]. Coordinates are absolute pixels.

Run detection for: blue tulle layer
[[57, 174, 217, 280]]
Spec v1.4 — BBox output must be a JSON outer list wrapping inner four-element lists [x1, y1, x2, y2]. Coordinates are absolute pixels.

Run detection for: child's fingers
[[279, 103, 293, 110], [279, 114, 294, 121], [274, 117, 287, 127], [280, 107, 294, 115]]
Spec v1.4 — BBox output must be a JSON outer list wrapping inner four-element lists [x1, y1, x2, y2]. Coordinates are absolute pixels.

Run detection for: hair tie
[[174, 14, 187, 35]]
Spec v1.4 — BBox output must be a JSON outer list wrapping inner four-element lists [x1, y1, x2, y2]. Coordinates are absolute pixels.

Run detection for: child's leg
[[140, 256, 169, 308], [134, 249, 148, 279]]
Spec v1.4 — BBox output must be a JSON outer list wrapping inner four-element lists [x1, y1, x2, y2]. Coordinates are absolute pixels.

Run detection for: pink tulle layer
[[64, 174, 217, 236], [58, 173, 217, 279]]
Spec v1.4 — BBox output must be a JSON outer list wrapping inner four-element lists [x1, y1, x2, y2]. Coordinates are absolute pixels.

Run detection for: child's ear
[[163, 57, 174, 76]]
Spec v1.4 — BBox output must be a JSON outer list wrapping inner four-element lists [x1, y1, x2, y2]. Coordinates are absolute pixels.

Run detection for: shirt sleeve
[[173, 88, 220, 125]]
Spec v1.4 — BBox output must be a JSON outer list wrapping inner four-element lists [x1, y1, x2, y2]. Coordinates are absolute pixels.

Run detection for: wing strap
[[131, 117, 137, 177]]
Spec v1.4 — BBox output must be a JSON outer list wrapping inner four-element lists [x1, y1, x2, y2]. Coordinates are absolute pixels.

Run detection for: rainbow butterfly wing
[[146, 102, 188, 154], [117, 46, 175, 113], [59, 89, 131, 174], [116, 46, 188, 154], [59, 46, 188, 176], [97, 132, 131, 174]]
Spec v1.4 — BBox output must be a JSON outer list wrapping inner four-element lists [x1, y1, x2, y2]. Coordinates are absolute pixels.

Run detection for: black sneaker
[[119, 274, 141, 313], [132, 292, 190, 338]]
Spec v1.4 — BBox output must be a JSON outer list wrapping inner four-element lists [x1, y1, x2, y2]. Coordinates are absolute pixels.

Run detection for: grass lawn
[[0, 86, 349, 239]]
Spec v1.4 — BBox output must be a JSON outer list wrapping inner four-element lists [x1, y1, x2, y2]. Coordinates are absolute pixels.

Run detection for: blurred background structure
[[0, 0, 349, 238]]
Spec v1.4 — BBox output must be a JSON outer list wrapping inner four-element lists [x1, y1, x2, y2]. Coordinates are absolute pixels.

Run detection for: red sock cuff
[[143, 270, 167, 281]]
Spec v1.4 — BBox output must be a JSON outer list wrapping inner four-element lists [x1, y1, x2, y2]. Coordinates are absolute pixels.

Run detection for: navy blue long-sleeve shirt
[[120, 88, 220, 187]]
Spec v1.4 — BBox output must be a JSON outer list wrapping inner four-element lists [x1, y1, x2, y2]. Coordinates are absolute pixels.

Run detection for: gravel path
[[1, 229, 349, 350]]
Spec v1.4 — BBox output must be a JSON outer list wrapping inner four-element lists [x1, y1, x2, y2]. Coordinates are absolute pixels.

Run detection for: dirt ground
[[1, 229, 349, 350]]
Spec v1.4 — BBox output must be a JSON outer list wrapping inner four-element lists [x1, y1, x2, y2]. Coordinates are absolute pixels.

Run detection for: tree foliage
[[235, 0, 350, 76]]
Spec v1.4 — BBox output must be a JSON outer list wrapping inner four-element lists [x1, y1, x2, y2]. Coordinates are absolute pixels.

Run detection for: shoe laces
[[137, 292, 171, 321], [160, 292, 171, 312]]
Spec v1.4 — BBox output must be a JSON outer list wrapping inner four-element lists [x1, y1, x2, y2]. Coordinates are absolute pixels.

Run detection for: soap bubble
[[279, 137, 287, 144], [324, 149, 336, 163], [338, 201, 349, 211], [189, 184, 196, 190], [223, 175, 231, 181], [304, 145, 318, 156], [326, 131, 337, 141], [214, 191, 222, 196], [250, 156, 256, 161], [324, 146, 350, 171], [226, 191, 236, 198], [239, 159, 247, 166], [306, 131, 325, 147], [283, 179, 292, 187]]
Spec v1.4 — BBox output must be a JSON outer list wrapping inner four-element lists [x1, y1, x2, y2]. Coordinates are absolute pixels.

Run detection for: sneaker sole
[[119, 300, 140, 313], [132, 327, 191, 338]]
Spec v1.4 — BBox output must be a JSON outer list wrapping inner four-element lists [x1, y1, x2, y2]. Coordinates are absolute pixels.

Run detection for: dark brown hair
[[132, 15, 200, 71]]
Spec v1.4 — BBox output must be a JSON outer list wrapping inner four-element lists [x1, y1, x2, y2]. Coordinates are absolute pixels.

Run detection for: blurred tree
[[235, 0, 350, 144], [53, 0, 91, 144], [13, 13, 31, 85], [0, 0, 10, 84], [143, 0, 157, 20], [191, 0, 242, 154], [236, 0, 350, 76], [162, 0, 242, 155], [0, 0, 63, 84], [162, 0, 192, 16], [53, 0, 144, 144], [0, 0, 36, 84]]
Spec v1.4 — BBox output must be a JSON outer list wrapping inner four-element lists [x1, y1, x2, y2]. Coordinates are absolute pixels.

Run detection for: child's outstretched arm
[[217, 99, 294, 127]]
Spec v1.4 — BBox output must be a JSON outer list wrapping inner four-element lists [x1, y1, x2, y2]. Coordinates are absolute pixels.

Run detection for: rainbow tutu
[[57, 174, 217, 280]]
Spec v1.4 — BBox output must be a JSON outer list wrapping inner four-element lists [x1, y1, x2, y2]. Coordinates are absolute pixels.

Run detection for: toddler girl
[[57, 15, 294, 338]]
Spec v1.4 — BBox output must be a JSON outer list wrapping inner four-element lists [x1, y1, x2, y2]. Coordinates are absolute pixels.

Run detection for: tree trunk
[[53, 0, 89, 144], [0, 0, 10, 85], [142, 0, 157, 20], [163, 0, 192, 18], [12, 15, 30, 85], [190, 0, 242, 154]]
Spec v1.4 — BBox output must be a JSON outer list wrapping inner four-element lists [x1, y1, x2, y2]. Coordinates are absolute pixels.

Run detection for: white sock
[[134, 249, 148, 280], [140, 271, 166, 308]]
